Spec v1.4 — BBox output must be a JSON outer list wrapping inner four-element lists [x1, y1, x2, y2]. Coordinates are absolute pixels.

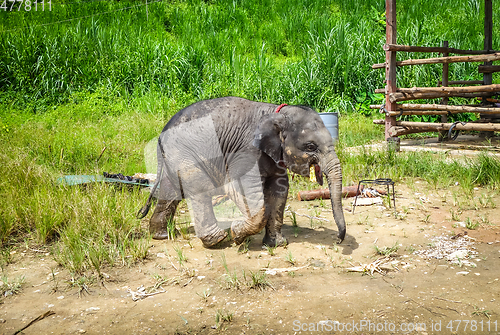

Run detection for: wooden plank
[[372, 52, 500, 69], [383, 44, 498, 55], [384, 0, 397, 140]]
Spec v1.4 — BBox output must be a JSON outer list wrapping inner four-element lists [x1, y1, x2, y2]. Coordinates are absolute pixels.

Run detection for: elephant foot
[[231, 220, 248, 245], [263, 233, 287, 247], [200, 229, 228, 248], [149, 218, 174, 240], [149, 200, 175, 240]]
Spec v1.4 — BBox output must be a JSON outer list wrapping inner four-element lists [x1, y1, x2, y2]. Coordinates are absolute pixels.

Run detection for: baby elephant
[[138, 97, 345, 247]]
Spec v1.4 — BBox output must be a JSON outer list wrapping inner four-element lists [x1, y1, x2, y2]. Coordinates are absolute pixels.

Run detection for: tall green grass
[[1, 0, 497, 112], [0, 99, 163, 274]]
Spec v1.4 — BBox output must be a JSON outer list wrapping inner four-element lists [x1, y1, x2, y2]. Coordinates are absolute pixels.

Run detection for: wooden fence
[[372, 0, 499, 141]]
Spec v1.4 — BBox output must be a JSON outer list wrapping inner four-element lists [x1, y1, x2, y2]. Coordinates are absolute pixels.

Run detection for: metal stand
[[352, 178, 396, 214]]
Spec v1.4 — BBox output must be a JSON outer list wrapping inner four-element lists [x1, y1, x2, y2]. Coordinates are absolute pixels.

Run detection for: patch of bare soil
[[1, 183, 499, 335]]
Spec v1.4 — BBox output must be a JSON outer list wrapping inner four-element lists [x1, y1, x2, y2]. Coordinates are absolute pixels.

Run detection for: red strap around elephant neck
[[275, 103, 288, 113]]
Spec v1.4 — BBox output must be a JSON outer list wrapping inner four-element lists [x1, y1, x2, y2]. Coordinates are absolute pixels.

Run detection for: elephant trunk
[[321, 150, 346, 242]]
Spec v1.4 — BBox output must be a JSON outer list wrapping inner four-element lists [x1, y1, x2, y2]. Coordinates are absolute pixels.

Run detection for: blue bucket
[[318, 112, 339, 141]]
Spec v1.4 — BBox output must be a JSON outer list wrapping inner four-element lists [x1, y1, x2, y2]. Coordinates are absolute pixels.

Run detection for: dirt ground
[[1, 181, 500, 335]]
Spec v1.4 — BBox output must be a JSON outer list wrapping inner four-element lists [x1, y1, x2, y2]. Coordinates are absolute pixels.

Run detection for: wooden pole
[[387, 109, 500, 116], [385, 84, 500, 94], [481, 0, 496, 137], [389, 85, 500, 102], [383, 44, 498, 54], [483, 0, 493, 86], [479, 65, 500, 73], [372, 52, 500, 69], [385, 0, 397, 141], [438, 80, 484, 86], [375, 81, 485, 93], [374, 120, 500, 132], [439, 41, 449, 141], [370, 103, 500, 113]]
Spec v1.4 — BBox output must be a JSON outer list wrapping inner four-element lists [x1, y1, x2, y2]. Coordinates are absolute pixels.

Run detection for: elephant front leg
[[190, 194, 228, 248], [226, 179, 268, 245], [262, 175, 289, 247], [230, 207, 267, 245]]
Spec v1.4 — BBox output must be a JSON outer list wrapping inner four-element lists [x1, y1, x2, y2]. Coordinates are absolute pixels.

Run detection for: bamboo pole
[[375, 82, 488, 94], [438, 80, 484, 86], [483, 0, 493, 84], [390, 92, 491, 103], [478, 65, 500, 73], [370, 103, 499, 113], [372, 52, 500, 69], [389, 85, 500, 103], [387, 127, 431, 137], [387, 109, 500, 116], [383, 44, 498, 55], [373, 120, 500, 132], [439, 41, 449, 141], [384, 0, 398, 141]]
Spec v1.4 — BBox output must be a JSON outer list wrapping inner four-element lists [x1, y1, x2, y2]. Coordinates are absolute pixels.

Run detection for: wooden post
[[480, 0, 494, 137], [484, 0, 493, 86], [439, 41, 449, 141], [385, 0, 398, 143]]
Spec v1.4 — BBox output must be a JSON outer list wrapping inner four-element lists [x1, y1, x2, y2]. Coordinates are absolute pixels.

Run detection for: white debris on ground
[[346, 257, 396, 275], [413, 233, 478, 267], [133, 173, 157, 182], [128, 285, 166, 301]]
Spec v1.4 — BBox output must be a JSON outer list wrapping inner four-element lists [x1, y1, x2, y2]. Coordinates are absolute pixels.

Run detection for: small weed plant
[[374, 242, 399, 257]]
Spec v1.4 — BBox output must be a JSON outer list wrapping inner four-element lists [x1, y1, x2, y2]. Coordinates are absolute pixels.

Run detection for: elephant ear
[[252, 113, 287, 163]]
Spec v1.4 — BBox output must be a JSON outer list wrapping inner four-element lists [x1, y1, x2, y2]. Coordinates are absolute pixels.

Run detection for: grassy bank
[[1, 0, 500, 277], [2, 99, 500, 278]]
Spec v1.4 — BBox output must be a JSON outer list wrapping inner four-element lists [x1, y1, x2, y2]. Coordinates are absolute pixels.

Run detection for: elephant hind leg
[[150, 199, 180, 240], [149, 174, 182, 240]]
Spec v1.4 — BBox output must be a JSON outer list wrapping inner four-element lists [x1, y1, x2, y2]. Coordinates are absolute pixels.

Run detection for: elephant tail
[[137, 168, 161, 219]]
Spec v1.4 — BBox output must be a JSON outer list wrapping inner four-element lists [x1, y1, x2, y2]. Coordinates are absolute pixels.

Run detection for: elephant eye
[[304, 142, 318, 152]]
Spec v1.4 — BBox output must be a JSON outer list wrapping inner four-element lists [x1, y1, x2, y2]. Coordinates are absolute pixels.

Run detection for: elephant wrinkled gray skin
[[138, 97, 346, 248]]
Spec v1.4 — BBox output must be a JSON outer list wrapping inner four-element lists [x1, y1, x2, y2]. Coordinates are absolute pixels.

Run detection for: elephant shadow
[[235, 223, 358, 256], [174, 217, 358, 255]]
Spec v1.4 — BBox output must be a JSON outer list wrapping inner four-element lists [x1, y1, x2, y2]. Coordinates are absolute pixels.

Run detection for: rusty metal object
[[353, 179, 396, 214], [297, 185, 365, 201]]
